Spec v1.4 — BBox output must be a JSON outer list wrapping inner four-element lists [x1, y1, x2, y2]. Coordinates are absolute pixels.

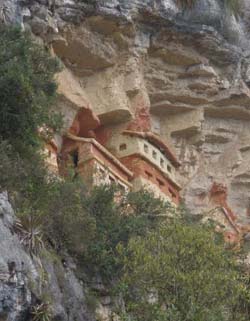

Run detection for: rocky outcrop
[[2, 0, 250, 319], [14, 0, 250, 224], [0, 192, 94, 321], [3, 0, 250, 234]]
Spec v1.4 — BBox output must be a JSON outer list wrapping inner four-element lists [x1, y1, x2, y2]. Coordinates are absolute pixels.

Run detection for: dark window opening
[[70, 150, 79, 168], [152, 150, 157, 160], [119, 143, 127, 151], [160, 158, 164, 168], [168, 187, 176, 199], [157, 178, 164, 187], [144, 144, 149, 153], [167, 165, 172, 173], [145, 171, 153, 179]]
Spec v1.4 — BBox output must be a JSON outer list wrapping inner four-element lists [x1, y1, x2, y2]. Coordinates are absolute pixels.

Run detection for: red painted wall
[[60, 138, 131, 183], [121, 155, 180, 205]]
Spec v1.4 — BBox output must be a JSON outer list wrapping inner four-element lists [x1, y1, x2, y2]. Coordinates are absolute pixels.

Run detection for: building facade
[[105, 130, 181, 205], [61, 134, 133, 191]]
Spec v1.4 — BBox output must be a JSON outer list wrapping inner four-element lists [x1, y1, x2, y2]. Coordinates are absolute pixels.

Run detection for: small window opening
[[145, 171, 153, 179], [157, 178, 164, 187], [160, 158, 164, 168], [119, 143, 127, 151], [152, 150, 157, 160], [167, 165, 172, 173], [144, 144, 149, 153], [168, 188, 176, 199], [70, 150, 79, 168]]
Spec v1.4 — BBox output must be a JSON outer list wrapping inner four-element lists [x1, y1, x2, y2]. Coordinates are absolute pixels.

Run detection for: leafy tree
[[50, 186, 169, 280], [119, 218, 250, 321], [0, 26, 62, 154], [0, 25, 63, 214]]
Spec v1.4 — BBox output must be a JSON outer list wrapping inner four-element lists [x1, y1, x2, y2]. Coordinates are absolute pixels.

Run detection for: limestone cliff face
[[0, 192, 96, 321], [3, 0, 250, 222], [1, 0, 250, 320]]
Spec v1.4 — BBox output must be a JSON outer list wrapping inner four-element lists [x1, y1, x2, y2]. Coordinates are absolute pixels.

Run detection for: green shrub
[[118, 218, 250, 321], [43, 179, 96, 254], [14, 213, 44, 257], [44, 185, 168, 280], [177, 0, 240, 15], [0, 26, 62, 154], [31, 302, 52, 321], [176, 0, 197, 9], [0, 26, 63, 242], [224, 0, 240, 14]]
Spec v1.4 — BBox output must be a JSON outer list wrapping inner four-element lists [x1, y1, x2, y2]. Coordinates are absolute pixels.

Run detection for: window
[[157, 178, 164, 187], [145, 171, 153, 179], [70, 150, 79, 168], [167, 165, 172, 173], [119, 143, 127, 151], [152, 150, 157, 160], [160, 158, 164, 168], [144, 144, 149, 153], [168, 187, 176, 199]]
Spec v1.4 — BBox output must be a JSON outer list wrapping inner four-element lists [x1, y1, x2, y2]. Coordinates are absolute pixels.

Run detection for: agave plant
[[31, 302, 52, 321], [14, 214, 44, 257]]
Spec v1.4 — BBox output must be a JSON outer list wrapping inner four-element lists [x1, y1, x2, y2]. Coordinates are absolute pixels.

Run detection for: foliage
[[224, 0, 240, 14], [0, 25, 62, 212], [0, 25, 250, 321], [44, 185, 169, 280], [43, 179, 96, 254], [31, 302, 52, 321], [0, 26, 62, 154], [118, 217, 250, 321], [14, 213, 44, 257], [176, 0, 197, 9], [0, 25, 63, 257], [0, 140, 57, 212], [177, 0, 241, 15]]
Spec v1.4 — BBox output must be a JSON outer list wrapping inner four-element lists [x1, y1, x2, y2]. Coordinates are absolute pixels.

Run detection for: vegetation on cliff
[[0, 25, 250, 321], [178, 0, 240, 14], [0, 26, 62, 154], [119, 219, 250, 321]]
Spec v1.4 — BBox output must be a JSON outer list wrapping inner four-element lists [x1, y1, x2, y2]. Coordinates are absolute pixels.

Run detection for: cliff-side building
[[61, 134, 133, 191], [105, 130, 181, 205]]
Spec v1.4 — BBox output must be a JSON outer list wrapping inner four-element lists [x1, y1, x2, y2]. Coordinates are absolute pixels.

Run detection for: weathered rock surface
[[5, 0, 248, 224], [0, 193, 94, 321], [1, 0, 250, 319]]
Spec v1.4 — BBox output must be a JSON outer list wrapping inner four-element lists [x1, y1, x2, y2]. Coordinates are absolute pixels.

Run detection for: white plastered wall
[[107, 135, 177, 184]]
